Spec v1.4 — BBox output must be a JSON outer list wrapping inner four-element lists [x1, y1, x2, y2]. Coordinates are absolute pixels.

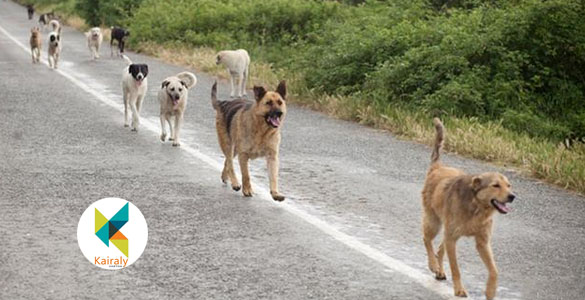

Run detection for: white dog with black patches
[[85, 27, 103, 59], [121, 55, 149, 131], [158, 72, 197, 146], [216, 49, 250, 98], [47, 31, 60, 69]]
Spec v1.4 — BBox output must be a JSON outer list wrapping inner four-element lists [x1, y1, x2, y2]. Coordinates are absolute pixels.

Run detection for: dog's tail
[[176, 72, 197, 89], [211, 81, 219, 110], [122, 54, 132, 65], [431, 118, 444, 165]]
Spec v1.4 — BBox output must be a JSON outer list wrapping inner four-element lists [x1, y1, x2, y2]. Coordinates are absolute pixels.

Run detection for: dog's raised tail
[[122, 54, 132, 65], [431, 118, 444, 164], [211, 81, 219, 110]]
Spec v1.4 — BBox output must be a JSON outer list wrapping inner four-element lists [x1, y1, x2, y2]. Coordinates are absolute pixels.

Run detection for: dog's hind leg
[[130, 98, 139, 131], [238, 153, 252, 197], [237, 73, 245, 98], [123, 90, 130, 127], [241, 68, 248, 97], [445, 236, 467, 297], [267, 152, 284, 201], [476, 233, 498, 300], [423, 211, 445, 279]]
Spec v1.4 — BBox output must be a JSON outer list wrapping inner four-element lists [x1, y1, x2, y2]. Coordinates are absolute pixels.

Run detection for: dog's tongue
[[136, 80, 142, 86], [268, 116, 280, 127], [494, 201, 510, 213], [172, 99, 179, 109]]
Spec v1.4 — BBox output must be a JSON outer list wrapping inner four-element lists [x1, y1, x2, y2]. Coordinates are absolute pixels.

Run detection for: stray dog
[[110, 27, 130, 57], [47, 31, 60, 69], [121, 55, 148, 131], [421, 118, 516, 299], [29, 27, 41, 64], [158, 72, 197, 146], [27, 5, 34, 20], [38, 12, 55, 31], [216, 49, 250, 98], [211, 80, 287, 201], [85, 27, 103, 59]]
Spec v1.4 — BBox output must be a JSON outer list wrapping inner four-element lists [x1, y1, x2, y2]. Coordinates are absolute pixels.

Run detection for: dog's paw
[[172, 142, 181, 147], [242, 187, 253, 197], [454, 287, 468, 298], [168, 137, 174, 141], [271, 191, 285, 202], [160, 133, 166, 142], [232, 184, 241, 191], [434, 271, 446, 281], [131, 128, 137, 132], [124, 123, 129, 127]]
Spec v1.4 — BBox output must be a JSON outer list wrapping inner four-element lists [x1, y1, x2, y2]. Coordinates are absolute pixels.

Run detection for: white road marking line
[[1, 24, 490, 300]]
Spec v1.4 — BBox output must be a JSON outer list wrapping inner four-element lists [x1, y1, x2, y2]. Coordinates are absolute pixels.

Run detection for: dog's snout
[[137, 74, 143, 80], [507, 193, 516, 203]]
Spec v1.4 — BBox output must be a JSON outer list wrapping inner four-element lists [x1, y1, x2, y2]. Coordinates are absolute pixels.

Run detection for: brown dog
[[211, 80, 287, 201], [29, 27, 41, 64], [421, 118, 516, 299]]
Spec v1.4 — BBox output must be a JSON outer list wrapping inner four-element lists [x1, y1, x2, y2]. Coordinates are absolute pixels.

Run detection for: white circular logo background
[[77, 198, 148, 270]]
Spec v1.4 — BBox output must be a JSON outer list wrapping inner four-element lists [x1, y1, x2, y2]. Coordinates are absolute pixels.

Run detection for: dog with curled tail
[[216, 49, 250, 98], [422, 118, 517, 299], [158, 72, 197, 146], [47, 31, 60, 69]]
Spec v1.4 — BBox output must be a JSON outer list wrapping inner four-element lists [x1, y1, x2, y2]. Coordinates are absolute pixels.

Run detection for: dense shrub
[[75, 0, 143, 27]]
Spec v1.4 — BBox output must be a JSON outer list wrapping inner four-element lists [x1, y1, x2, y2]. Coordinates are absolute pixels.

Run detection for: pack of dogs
[[23, 5, 516, 300]]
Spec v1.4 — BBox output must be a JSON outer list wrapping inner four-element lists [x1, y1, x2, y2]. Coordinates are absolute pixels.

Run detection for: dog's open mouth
[[136, 79, 143, 86], [172, 98, 179, 109], [265, 111, 282, 128], [491, 199, 510, 214]]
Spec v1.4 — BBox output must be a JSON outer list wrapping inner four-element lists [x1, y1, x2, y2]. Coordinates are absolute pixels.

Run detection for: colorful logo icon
[[77, 198, 148, 270]]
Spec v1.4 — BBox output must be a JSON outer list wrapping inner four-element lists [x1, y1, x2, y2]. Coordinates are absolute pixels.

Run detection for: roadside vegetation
[[19, 0, 585, 194]]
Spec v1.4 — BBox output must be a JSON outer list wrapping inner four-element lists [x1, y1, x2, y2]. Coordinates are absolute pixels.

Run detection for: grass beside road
[[25, 1, 585, 195]]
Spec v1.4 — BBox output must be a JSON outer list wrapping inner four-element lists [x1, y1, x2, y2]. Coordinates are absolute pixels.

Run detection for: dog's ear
[[276, 80, 286, 100], [471, 176, 482, 191], [162, 80, 170, 89], [254, 86, 267, 101], [180, 81, 187, 87]]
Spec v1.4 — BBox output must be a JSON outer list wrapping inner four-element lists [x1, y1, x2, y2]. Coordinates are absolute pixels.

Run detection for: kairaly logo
[[77, 198, 148, 270]]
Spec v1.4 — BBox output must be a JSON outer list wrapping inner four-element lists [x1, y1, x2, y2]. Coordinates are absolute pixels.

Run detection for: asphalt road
[[1, 1, 584, 299]]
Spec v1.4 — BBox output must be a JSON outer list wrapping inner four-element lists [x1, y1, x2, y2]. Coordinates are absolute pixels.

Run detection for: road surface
[[0, 1, 584, 299]]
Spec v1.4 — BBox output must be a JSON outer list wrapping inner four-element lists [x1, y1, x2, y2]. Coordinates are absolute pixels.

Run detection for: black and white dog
[[121, 55, 148, 131], [38, 12, 55, 31], [111, 27, 130, 57]]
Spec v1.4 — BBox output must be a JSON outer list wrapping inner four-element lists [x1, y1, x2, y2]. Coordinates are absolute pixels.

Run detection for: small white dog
[[85, 27, 103, 60], [121, 55, 149, 131], [47, 31, 60, 69], [216, 49, 250, 98], [158, 72, 197, 146]]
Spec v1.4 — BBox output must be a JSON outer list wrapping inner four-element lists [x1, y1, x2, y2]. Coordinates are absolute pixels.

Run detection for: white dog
[[85, 27, 103, 59], [121, 55, 149, 131], [216, 49, 250, 98], [47, 31, 60, 69], [158, 72, 197, 146]]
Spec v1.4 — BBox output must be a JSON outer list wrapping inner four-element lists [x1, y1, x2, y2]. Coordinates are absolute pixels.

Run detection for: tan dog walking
[[29, 27, 41, 63], [421, 118, 516, 299], [211, 80, 287, 201]]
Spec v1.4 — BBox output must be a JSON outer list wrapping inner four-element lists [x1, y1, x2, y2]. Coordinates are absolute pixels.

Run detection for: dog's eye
[[170, 87, 175, 91], [178, 88, 183, 92], [266, 100, 273, 106], [277, 100, 283, 105], [492, 184, 501, 188]]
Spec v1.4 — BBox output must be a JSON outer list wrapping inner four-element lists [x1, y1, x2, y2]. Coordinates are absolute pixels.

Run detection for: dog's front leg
[[476, 234, 498, 300], [267, 152, 284, 201], [123, 92, 129, 127], [239, 153, 253, 197], [172, 114, 183, 147], [446, 236, 467, 297], [229, 72, 236, 98], [159, 114, 167, 142], [130, 98, 139, 131]]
